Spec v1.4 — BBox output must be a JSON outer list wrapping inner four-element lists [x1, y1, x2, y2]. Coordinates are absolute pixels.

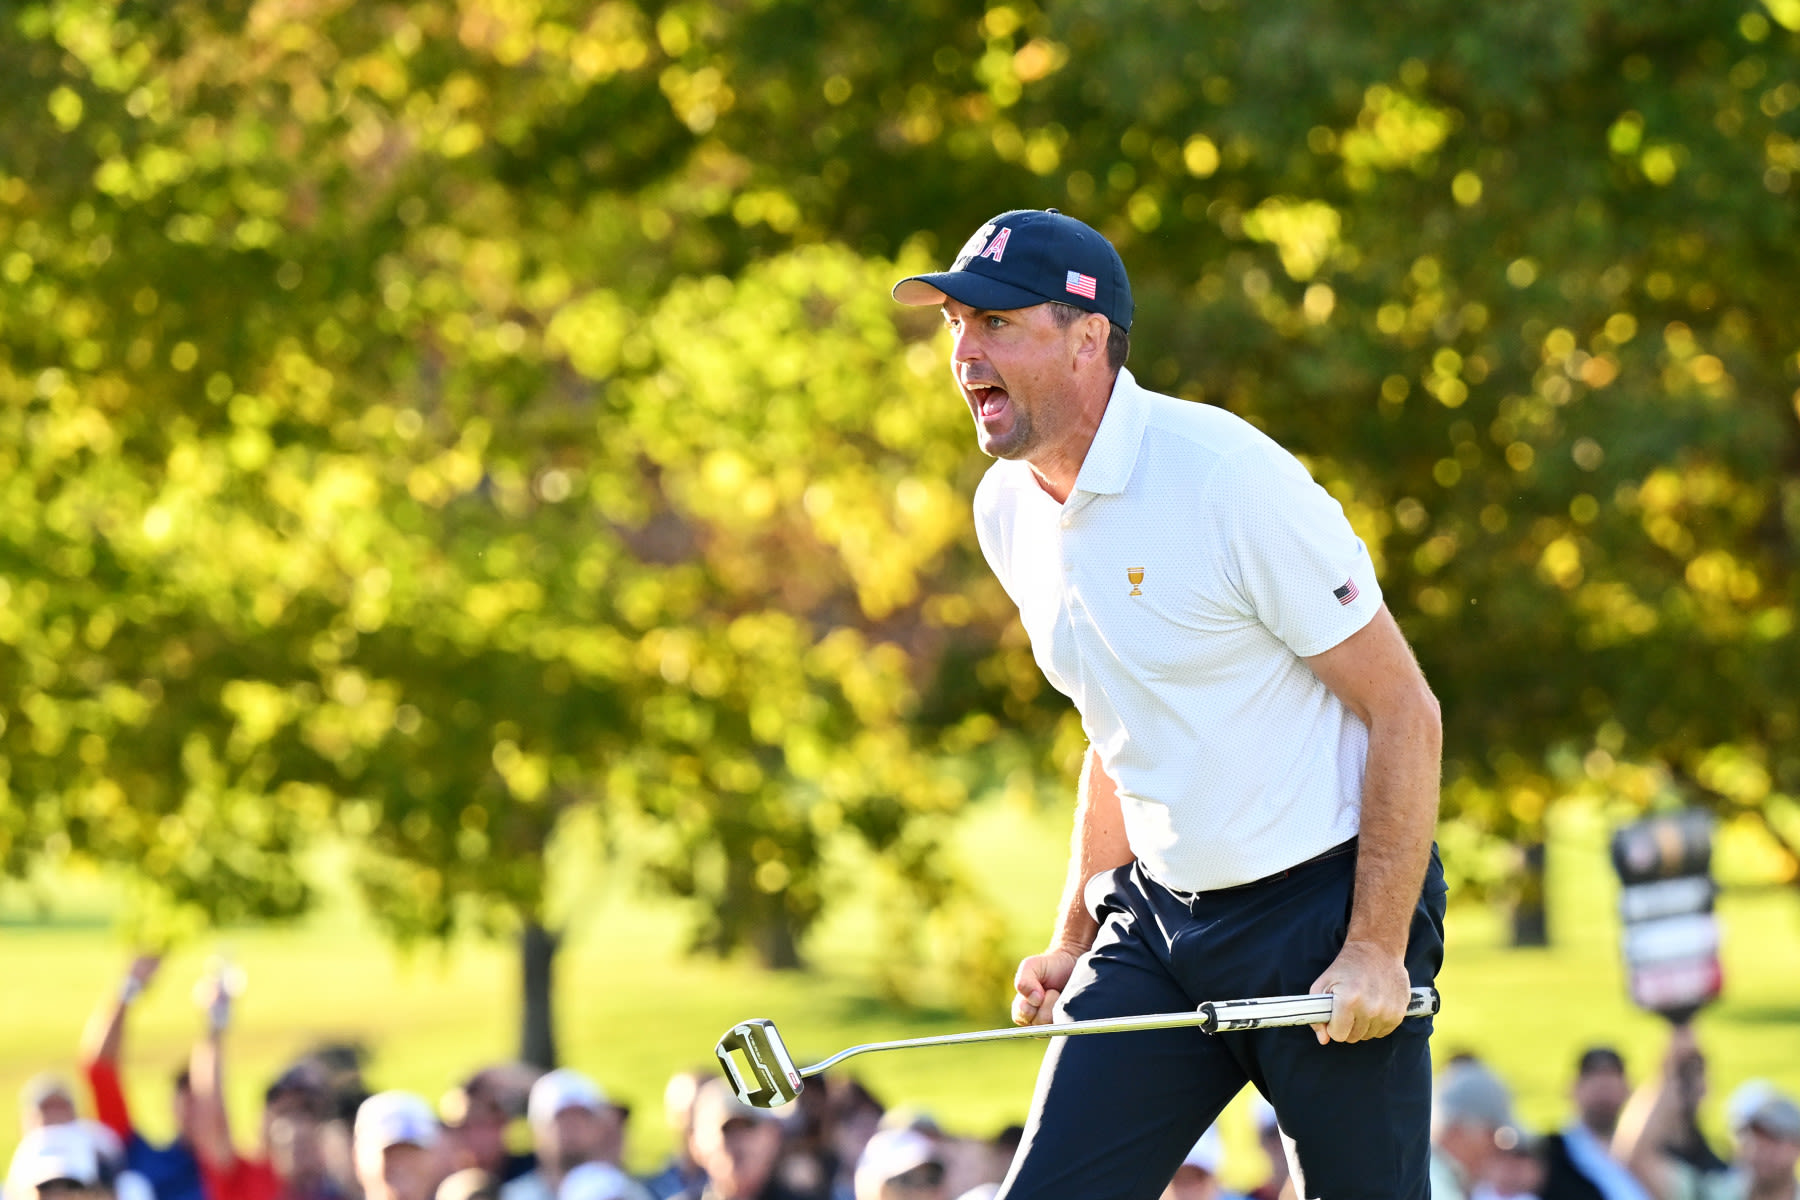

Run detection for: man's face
[[1737, 1126, 1800, 1188], [1572, 1067, 1629, 1134], [1436, 1122, 1502, 1180], [540, 1105, 618, 1169], [942, 299, 1092, 461], [268, 1112, 325, 1181], [31, 1094, 77, 1130], [264, 1090, 326, 1180], [451, 1093, 509, 1170], [879, 1161, 948, 1200], [691, 1109, 781, 1200], [359, 1142, 443, 1200]]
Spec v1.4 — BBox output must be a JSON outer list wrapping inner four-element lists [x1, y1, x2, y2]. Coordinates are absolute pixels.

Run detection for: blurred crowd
[[1429, 1030, 1799, 1200], [6, 958, 1797, 1200]]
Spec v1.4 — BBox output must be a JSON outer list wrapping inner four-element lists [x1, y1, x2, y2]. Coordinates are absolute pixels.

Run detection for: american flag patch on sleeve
[[1333, 578, 1360, 605], [1065, 270, 1098, 299]]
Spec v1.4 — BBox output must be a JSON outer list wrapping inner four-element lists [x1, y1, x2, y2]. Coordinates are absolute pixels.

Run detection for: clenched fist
[[1012, 948, 1080, 1026]]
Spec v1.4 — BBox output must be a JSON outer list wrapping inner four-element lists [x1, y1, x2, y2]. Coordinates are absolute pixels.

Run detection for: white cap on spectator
[[1178, 1126, 1224, 1176], [356, 1091, 443, 1161], [878, 1106, 942, 1137], [79, 1119, 125, 1168], [558, 1161, 636, 1200], [8, 1123, 101, 1189], [529, 1069, 610, 1129], [1730, 1082, 1800, 1143], [856, 1128, 941, 1195], [1433, 1059, 1519, 1143]]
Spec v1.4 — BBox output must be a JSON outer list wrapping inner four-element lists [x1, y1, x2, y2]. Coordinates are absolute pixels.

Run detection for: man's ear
[[1071, 312, 1110, 370]]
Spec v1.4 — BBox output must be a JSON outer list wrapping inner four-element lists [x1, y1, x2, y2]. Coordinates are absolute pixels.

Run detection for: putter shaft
[[800, 985, 1438, 1078], [716, 987, 1439, 1108]]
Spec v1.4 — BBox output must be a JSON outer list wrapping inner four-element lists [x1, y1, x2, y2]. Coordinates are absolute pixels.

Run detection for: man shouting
[[892, 208, 1445, 1200]]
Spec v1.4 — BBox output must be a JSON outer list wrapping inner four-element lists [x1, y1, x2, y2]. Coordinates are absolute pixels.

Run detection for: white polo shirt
[[973, 368, 1384, 892]]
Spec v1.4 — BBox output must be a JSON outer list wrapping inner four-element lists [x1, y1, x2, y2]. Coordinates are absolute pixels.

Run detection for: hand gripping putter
[[715, 985, 1439, 1108]]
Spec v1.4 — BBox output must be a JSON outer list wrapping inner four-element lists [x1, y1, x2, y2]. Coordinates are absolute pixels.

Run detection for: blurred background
[[2, 0, 1799, 1194]]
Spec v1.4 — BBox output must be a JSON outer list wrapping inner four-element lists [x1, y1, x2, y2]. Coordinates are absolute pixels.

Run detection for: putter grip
[[1202, 985, 1439, 1032]]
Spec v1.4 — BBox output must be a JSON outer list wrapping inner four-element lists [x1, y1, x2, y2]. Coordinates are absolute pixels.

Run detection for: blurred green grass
[[2, 797, 1796, 1189]]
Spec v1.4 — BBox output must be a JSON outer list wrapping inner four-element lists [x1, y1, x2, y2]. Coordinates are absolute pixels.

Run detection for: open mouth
[[966, 381, 1010, 420]]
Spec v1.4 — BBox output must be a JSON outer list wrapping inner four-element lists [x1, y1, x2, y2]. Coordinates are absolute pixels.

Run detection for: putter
[[715, 985, 1439, 1108]]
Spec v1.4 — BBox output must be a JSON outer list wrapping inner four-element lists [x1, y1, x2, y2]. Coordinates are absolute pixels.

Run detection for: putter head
[[714, 1019, 804, 1109]]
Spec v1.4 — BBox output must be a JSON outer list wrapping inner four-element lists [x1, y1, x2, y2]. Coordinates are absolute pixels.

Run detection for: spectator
[[501, 1071, 644, 1200], [1477, 1138, 1545, 1200], [8, 1123, 102, 1199], [853, 1129, 945, 1200], [1615, 1026, 1800, 1200], [1433, 1059, 1524, 1200], [19, 1078, 79, 1134], [675, 1080, 790, 1200], [188, 971, 339, 1200], [1540, 1048, 1649, 1200], [822, 1080, 884, 1200], [1159, 1126, 1247, 1200], [644, 1073, 709, 1200], [355, 1092, 450, 1200], [1655, 1034, 1728, 1179], [938, 1125, 1019, 1200], [443, 1069, 536, 1185], [78, 956, 205, 1200], [1246, 1097, 1290, 1200]]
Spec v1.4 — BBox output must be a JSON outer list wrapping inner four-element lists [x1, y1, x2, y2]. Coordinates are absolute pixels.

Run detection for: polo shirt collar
[[1070, 368, 1149, 496]]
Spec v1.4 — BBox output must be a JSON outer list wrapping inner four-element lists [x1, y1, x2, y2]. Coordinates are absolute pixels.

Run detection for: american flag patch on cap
[[1065, 270, 1098, 300], [1333, 578, 1360, 606]]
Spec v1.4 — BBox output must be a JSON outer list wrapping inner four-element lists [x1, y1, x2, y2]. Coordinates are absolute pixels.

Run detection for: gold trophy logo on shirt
[[1128, 567, 1145, 596]]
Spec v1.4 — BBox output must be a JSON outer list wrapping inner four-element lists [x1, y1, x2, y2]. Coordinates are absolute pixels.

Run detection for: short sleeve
[[972, 467, 1011, 598], [1214, 441, 1383, 658]]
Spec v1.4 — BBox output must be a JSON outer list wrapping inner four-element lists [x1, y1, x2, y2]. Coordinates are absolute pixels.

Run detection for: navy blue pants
[[995, 844, 1446, 1200]]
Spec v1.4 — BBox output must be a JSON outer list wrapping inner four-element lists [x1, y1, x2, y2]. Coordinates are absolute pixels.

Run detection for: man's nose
[[951, 325, 982, 364]]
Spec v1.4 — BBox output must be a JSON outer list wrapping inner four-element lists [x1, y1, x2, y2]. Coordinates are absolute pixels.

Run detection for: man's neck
[[1578, 1115, 1617, 1141], [1025, 371, 1119, 504]]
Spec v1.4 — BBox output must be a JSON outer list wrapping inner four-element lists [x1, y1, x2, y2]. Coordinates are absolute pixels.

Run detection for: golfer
[[892, 209, 1445, 1199]]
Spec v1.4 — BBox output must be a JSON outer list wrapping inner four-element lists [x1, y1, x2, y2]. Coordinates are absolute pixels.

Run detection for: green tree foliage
[[2, 0, 1797, 1005]]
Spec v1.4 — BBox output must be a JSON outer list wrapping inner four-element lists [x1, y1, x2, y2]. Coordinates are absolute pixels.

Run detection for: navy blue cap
[[892, 209, 1133, 331]]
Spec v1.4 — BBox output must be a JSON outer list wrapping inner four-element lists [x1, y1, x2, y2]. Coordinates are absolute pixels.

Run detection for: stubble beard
[[979, 401, 1036, 461]]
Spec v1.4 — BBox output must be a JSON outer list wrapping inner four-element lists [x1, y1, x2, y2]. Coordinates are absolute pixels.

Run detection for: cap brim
[[892, 271, 1052, 312]]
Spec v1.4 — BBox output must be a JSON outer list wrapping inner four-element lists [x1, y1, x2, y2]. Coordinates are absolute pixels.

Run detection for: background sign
[[1610, 811, 1722, 1023]]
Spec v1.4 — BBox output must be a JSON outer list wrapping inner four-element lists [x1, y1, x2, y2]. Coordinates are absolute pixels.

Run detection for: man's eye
[[987, 315, 1005, 328]]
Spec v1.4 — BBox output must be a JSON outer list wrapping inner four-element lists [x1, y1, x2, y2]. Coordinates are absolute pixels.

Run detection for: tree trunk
[[520, 921, 561, 1069], [756, 908, 802, 970], [1511, 840, 1549, 947]]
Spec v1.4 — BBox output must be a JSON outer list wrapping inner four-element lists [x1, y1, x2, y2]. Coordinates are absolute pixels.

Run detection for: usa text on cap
[[892, 209, 1133, 332]]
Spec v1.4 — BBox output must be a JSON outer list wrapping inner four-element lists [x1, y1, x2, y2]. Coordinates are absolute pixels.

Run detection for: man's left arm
[[1301, 604, 1442, 1044]]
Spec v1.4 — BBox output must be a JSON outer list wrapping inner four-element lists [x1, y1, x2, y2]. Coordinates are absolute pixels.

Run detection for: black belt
[[1156, 836, 1358, 902]]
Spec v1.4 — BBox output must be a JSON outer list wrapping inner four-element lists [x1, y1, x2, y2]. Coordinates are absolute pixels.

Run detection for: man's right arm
[[1011, 747, 1134, 1026], [80, 955, 162, 1141], [189, 978, 240, 1171], [1612, 1025, 1700, 1200]]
